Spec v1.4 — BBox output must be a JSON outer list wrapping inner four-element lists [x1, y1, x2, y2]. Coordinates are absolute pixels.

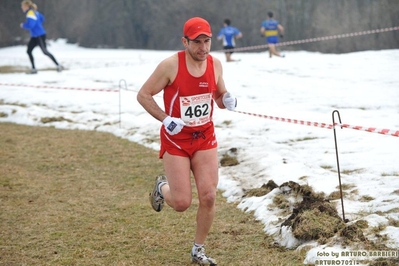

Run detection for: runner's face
[[186, 35, 212, 61], [21, 3, 29, 12]]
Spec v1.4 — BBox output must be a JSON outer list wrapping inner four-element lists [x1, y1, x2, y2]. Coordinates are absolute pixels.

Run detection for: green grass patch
[[290, 136, 318, 142], [40, 116, 74, 124], [0, 122, 305, 265], [338, 183, 357, 190], [341, 168, 364, 175], [320, 164, 334, 170], [359, 195, 375, 202], [0, 65, 29, 73], [0, 65, 64, 74], [382, 172, 399, 177]]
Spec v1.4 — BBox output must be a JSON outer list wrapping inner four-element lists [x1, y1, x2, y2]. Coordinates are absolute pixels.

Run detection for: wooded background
[[1, 0, 398, 53]]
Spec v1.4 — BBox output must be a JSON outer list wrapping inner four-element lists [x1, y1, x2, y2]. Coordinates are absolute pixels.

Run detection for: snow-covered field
[[1, 39, 398, 264]]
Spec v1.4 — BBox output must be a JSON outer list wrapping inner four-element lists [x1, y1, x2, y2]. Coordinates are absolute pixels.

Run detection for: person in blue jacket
[[20, 0, 62, 74], [260, 11, 285, 58], [217, 19, 242, 62]]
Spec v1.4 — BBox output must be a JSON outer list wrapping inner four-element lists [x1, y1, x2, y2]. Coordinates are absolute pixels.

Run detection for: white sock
[[157, 181, 167, 197], [192, 243, 203, 254]]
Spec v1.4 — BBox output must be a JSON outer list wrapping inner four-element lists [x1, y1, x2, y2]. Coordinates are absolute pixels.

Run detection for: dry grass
[[0, 66, 63, 74], [0, 123, 305, 265], [292, 209, 345, 241], [0, 66, 29, 74]]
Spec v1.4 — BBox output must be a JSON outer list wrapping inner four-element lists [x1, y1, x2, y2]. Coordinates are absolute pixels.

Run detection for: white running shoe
[[27, 68, 37, 74], [149, 175, 167, 212], [191, 246, 217, 265]]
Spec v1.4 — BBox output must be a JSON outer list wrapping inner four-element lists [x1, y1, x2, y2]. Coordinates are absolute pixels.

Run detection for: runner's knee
[[173, 198, 191, 212], [199, 190, 216, 208], [41, 49, 51, 56]]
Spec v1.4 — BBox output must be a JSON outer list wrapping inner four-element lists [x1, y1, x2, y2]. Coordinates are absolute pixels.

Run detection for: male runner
[[217, 18, 242, 62], [137, 17, 237, 265], [260, 11, 285, 58]]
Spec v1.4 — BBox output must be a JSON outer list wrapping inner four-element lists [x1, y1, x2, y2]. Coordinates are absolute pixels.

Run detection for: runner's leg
[[226, 52, 233, 62], [37, 35, 59, 66], [269, 44, 281, 57], [162, 152, 192, 211], [190, 148, 218, 244], [27, 38, 37, 69]]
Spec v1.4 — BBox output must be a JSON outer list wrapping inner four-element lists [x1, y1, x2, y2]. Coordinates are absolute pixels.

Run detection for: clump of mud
[[220, 148, 239, 167], [41, 116, 73, 124], [340, 224, 368, 245], [278, 181, 346, 242], [243, 180, 398, 264], [245, 180, 348, 243], [244, 180, 278, 197]]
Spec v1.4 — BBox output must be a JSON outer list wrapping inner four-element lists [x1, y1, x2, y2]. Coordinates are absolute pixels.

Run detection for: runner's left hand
[[222, 92, 237, 111]]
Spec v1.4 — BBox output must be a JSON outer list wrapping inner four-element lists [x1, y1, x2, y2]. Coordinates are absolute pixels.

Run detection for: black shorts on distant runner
[[223, 45, 235, 54]]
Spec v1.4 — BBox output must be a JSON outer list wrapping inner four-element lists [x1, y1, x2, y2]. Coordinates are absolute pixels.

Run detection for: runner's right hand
[[163, 116, 186, 135]]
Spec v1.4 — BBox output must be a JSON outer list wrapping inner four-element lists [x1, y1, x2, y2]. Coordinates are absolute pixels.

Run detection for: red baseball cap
[[183, 17, 212, 39]]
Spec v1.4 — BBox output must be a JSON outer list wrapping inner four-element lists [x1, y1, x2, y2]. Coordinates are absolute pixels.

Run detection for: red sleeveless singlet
[[163, 51, 217, 132], [159, 51, 218, 158]]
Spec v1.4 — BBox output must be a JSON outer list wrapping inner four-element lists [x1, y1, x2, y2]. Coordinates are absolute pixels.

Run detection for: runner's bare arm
[[137, 55, 177, 122], [212, 57, 228, 109], [278, 24, 284, 35]]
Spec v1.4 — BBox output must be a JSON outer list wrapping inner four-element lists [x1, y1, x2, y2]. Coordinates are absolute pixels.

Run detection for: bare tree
[[1, 0, 398, 53]]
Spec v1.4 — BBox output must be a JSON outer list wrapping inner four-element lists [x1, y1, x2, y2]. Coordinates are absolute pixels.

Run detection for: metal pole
[[332, 110, 348, 223]]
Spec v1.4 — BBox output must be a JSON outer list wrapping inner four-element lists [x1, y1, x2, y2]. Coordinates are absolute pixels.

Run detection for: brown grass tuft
[[244, 180, 278, 197], [219, 154, 239, 167]]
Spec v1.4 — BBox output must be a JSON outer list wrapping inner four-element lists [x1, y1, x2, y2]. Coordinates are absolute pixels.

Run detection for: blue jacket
[[22, 9, 46, 37], [217, 26, 241, 47]]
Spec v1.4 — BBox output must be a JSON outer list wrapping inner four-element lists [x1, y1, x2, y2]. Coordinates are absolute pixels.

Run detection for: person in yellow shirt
[[260, 11, 285, 58]]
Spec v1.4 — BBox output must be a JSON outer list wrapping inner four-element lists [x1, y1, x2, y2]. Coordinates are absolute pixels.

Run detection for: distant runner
[[20, 0, 62, 74], [260, 11, 285, 58], [217, 19, 243, 62]]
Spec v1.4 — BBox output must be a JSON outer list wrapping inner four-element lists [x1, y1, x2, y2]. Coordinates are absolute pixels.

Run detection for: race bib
[[180, 93, 212, 127]]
